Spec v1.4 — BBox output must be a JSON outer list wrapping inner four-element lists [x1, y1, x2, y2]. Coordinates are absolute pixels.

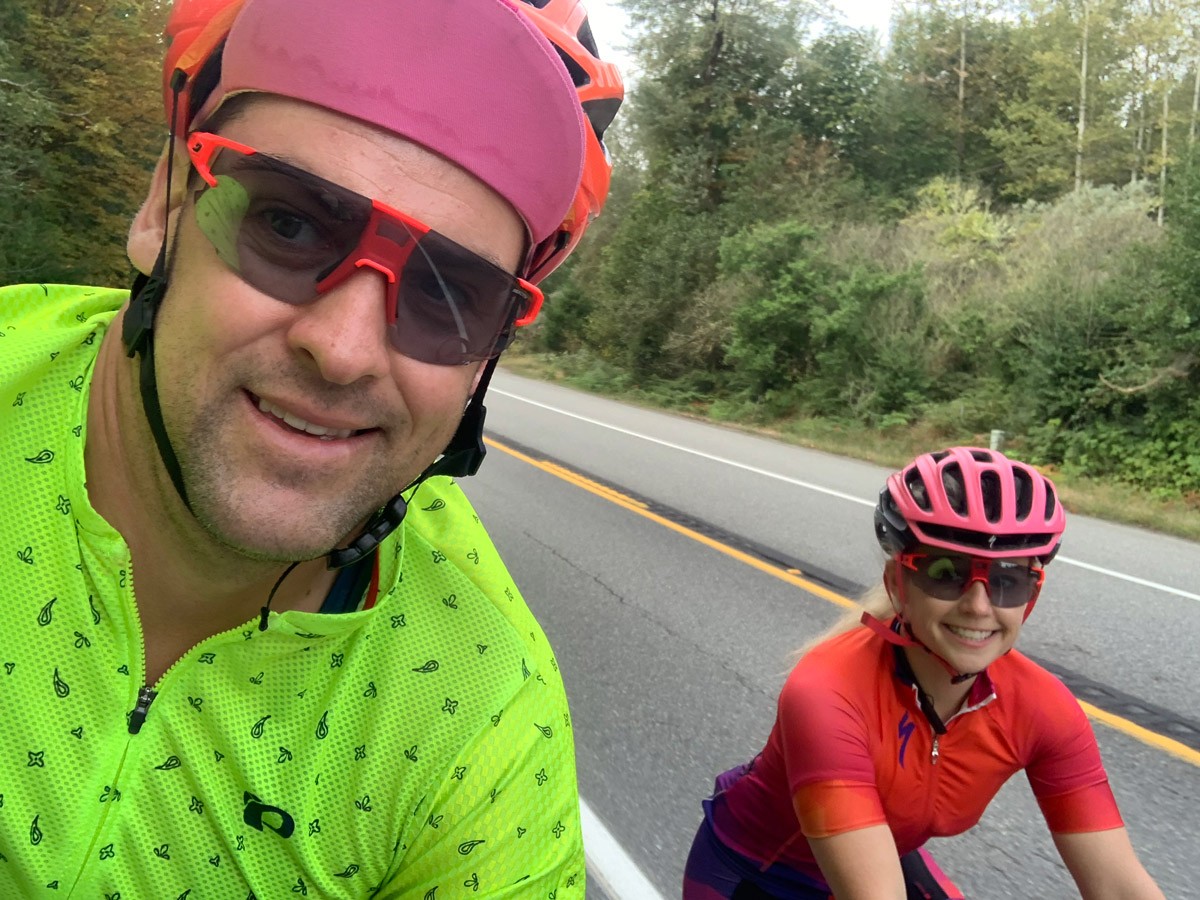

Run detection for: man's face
[[146, 97, 526, 561]]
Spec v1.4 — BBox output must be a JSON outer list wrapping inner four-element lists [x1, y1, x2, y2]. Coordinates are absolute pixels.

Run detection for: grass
[[500, 350, 1200, 544]]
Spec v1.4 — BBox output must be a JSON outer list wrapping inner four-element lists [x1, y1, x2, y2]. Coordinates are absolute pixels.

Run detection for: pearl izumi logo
[[242, 792, 295, 838]]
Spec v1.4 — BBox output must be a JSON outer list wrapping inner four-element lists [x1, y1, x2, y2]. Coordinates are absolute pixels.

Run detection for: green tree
[[1, 0, 167, 286], [862, 1, 1027, 199], [0, 12, 65, 281], [720, 220, 932, 420], [574, 0, 827, 374]]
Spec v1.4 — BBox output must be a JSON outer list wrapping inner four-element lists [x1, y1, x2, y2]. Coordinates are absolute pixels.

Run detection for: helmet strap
[[124, 69, 193, 512]]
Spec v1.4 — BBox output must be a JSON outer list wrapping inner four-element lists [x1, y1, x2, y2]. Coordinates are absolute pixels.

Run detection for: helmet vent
[[905, 470, 931, 511], [583, 97, 621, 139], [1045, 484, 1059, 520], [553, 46, 592, 89], [942, 463, 967, 515], [576, 19, 600, 58], [980, 470, 1001, 522], [1013, 468, 1034, 520], [921, 523, 1053, 555]]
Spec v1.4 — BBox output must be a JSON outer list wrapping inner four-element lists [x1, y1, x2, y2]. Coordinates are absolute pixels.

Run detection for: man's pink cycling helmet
[[874, 447, 1065, 563]]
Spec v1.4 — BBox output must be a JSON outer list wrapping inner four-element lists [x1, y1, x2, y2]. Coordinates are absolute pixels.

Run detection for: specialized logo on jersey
[[898, 711, 916, 768]]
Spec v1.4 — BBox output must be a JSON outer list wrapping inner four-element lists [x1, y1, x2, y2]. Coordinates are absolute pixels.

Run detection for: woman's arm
[[808, 824, 907, 900], [1051, 829, 1165, 900]]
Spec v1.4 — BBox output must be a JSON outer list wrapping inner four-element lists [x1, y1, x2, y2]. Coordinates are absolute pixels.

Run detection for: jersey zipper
[[124, 615, 271, 734], [127, 685, 158, 734]]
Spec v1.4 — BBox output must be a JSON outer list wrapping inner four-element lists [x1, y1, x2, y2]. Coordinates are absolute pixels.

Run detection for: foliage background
[[1, 0, 166, 286], [532, 0, 1200, 502]]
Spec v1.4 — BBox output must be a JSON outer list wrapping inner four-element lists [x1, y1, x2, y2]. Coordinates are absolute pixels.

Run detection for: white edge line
[[1056, 555, 1200, 602], [493, 387, 1200, 605], [580, 797, 669, 900], [492, 388, 870, 506]]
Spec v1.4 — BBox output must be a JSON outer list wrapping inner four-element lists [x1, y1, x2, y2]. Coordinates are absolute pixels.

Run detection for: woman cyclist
[[683, 447, 1164, 899]]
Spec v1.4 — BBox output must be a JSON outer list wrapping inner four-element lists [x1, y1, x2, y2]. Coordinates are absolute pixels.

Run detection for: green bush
[[719, 220, 932, 421]]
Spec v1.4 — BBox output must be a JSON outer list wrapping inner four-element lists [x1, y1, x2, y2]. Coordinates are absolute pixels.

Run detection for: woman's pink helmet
[[874, 447, 1066, 563]]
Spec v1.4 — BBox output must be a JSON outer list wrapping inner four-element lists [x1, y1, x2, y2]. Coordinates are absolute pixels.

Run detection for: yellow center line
[[486, 437, 857, 611], [1078, 702, 1200, 767], [486, 436, 1200, 768]]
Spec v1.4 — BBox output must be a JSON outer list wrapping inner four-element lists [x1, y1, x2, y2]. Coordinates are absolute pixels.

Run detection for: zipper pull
[[128, 686, 158, 734], [931, 736, 940, 765]]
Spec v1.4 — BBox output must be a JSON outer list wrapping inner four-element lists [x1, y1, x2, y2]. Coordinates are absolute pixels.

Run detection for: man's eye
[[265, 209, 317, 243], [417, 274, 481, 309]]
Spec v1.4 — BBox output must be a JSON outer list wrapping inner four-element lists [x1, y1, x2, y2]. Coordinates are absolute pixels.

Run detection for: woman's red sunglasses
[[899, 552, 1044, 608]]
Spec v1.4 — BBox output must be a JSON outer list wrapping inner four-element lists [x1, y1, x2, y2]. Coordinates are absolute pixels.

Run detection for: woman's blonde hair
[[789, 579, 896, 666]]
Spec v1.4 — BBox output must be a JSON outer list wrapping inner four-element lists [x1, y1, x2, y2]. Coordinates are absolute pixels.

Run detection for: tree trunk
[[1159, 83, 1171, 225], [1132, 48, 1151, 184], [1075, 1, 1090, 192], [957, 1, 968, 181], [1190, 63, 1199, 150]]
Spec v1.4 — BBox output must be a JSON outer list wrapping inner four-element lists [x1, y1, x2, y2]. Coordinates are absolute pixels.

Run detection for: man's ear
[[127, 139, 189, 275]]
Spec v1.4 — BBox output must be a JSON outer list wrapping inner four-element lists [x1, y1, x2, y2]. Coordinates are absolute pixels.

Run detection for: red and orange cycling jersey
[[710, 621, 1122, 879]]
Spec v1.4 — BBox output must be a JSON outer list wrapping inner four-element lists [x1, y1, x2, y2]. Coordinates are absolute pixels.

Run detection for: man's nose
[[287, 267, 393, 385]]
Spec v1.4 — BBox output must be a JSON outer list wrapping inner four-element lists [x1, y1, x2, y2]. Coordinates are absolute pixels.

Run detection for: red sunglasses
[[899, 552, 1044, 609], [185, 132, 543, 366]]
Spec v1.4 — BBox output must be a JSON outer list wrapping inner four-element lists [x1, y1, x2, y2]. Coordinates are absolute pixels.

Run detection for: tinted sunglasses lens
[[195, 144, 527, 366], [910, 556, 970, 600], [392, 231, 525, 365], [195, 152, 369, 303], [910, 556, 1038, 607], [987, 561, 1039, 608]]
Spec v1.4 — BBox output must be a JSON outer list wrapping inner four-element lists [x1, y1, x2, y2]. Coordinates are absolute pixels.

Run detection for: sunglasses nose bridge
[[351, 259, 399, 322], [959, 557, 991, 599], [315, 209, 418, 323]]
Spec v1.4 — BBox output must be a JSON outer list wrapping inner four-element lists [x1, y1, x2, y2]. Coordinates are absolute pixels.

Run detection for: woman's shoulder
[[993, 648, 1073, 693], [785, 624, 891, 698], [990, 649, 1089, 728], [798, 623, 880, 664]]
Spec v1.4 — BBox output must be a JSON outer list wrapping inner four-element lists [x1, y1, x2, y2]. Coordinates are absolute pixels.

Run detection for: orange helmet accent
[[516, 0, 624, 282], [161, 0, 245, 134]]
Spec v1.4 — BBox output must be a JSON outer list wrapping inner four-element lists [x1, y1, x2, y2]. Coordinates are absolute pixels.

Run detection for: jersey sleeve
[[1023, 673, 1124, 834], [778, 662, 888, 838], [376, 666, 584, 898]]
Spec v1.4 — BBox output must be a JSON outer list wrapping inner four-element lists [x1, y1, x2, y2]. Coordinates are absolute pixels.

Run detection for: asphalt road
[[465, 370, 1200, 899]]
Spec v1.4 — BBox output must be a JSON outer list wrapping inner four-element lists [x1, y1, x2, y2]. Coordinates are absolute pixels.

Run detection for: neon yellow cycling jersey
[[0, 283, 584, 898]]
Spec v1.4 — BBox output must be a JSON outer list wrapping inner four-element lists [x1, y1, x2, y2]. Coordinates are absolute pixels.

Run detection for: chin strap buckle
[[123, 272, 167, 358]]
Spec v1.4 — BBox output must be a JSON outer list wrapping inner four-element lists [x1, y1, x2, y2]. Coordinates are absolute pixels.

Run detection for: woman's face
[[889, 550, 1038, 675]]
